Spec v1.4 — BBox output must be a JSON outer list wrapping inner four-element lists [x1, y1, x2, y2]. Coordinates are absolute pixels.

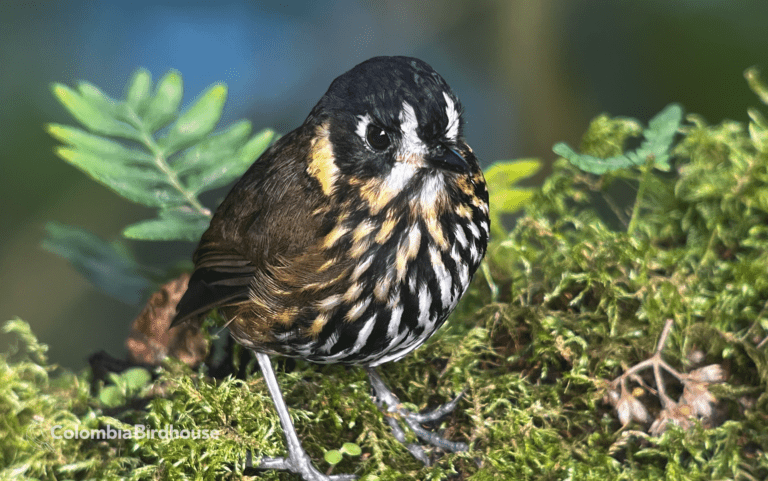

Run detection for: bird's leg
[[247, 352, 357, 481], [365, 366, 467, 466]]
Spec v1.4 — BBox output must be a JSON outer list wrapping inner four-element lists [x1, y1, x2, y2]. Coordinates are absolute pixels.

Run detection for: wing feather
[[171, 127, 353, 338]]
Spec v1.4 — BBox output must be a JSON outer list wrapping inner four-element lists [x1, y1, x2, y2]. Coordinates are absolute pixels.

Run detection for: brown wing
[[171, 126, 352, 336]]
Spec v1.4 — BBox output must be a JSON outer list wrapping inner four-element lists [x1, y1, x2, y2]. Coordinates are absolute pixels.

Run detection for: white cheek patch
[[355, 113, 373, 150], [419, 173, 444, 207], [398, 101, 428, 158], [384, 161, 418, 192], [443, 92, 460, 141]]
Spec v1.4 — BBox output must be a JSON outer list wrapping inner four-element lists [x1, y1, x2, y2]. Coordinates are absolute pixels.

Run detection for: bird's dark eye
[[366, 124, 390, 150]]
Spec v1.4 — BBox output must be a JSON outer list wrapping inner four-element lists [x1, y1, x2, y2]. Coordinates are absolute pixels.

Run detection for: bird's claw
[[366, 368, 467, 466]]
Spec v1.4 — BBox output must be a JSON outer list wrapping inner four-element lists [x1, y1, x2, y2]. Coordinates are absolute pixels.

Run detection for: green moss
[[5, 72, 768, 480]]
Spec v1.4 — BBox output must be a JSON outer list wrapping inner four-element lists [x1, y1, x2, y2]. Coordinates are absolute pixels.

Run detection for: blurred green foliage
[[98, 367, 153, 408], [483, 159, 540, 239], [41, 222, 155, 305], [2, 68, 768, 480]]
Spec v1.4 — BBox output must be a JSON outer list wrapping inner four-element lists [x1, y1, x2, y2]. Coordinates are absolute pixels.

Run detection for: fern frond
[[48, 68, 276, 241]]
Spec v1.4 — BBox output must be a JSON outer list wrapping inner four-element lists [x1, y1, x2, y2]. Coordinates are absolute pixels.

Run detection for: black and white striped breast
[[285, 171, 489, 366]]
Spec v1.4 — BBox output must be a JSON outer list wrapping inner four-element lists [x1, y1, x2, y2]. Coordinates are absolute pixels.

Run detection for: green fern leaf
[[48, 68, 276, 242], [143, 70, 184, 131], [123, 207, 211, 241], [554, 103, 683, 174]]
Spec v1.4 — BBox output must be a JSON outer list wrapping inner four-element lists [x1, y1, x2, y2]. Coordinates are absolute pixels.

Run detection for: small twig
[[628, 372, 657, 396], [652, 354, 674, 408], [655, 318, 674, 354], [611, 319, 679, 394]]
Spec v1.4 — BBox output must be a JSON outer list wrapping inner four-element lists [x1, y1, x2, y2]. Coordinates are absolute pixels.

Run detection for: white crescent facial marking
[[443, 92, 460, 141], [398, 101, 428, 158], [356, 113, 373, 149]]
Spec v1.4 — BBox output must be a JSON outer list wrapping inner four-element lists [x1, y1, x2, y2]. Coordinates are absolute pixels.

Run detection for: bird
[[171, 56, 489, 481]]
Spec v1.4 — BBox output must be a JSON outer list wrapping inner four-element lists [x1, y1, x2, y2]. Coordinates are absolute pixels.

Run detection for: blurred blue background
[[2, 0, 767, 368]]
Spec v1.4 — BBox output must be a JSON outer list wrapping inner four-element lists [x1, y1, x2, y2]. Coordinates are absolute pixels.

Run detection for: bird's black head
[[304, 56, 474, 199]]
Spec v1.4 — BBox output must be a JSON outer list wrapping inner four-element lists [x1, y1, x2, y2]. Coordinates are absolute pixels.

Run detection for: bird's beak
[[427, 146, 469, 173]]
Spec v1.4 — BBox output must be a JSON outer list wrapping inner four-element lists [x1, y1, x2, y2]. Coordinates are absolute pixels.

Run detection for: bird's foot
[[246, 451, 357, 481], [365, 367, 467, 466], [246, 353, 357, 481]]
